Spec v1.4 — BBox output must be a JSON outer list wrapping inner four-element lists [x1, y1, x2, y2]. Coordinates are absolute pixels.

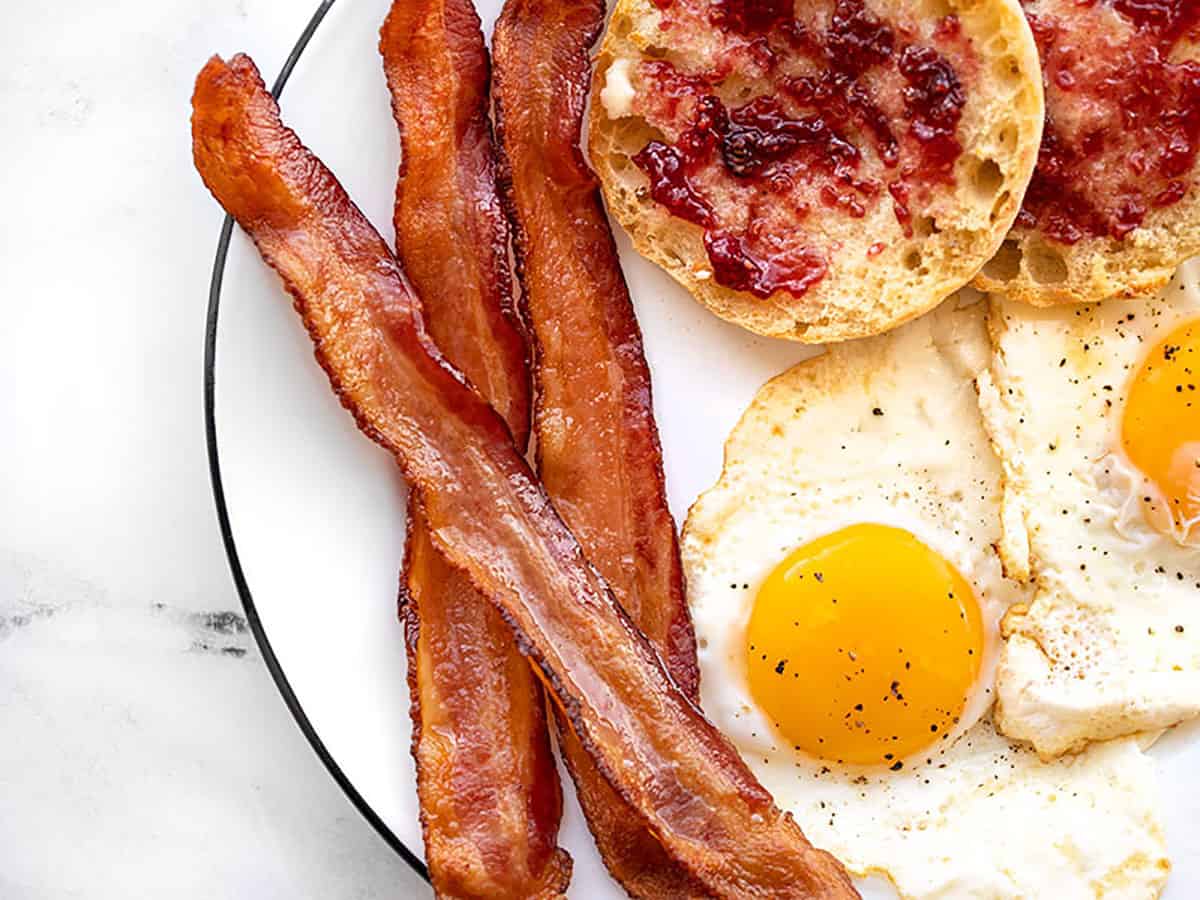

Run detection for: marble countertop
[[1, 1, 427, 896]]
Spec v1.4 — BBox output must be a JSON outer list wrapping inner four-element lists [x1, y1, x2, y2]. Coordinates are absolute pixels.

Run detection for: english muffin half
[[975, 0, 1200, 305], [589, 0, 1044, 342]]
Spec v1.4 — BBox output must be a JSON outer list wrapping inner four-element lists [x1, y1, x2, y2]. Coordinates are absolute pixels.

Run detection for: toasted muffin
[[589, 0, 1044, 342], [975, 0, 1200, 305]]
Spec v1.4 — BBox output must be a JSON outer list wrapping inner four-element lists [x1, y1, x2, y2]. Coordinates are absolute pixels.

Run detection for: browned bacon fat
[[492, 0, 703, 894], [191, 53, 858, 900], [380, 1, 569, 896]]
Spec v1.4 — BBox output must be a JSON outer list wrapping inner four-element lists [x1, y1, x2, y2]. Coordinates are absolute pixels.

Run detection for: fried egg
[[978, 261, 1200, 758], [683, 300, 1168, 898]]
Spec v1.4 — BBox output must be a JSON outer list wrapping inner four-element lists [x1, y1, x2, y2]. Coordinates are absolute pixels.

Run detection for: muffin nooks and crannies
[[589, 0, 1044, 342], [976, 0, 1200, 305]]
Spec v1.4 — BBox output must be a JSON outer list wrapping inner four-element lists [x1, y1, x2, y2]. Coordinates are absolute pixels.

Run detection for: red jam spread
[[1017, 0, 1200, 244], [897, 46, 966, 179], [709, 0, 794, 34], [628, 0, 972, 299]]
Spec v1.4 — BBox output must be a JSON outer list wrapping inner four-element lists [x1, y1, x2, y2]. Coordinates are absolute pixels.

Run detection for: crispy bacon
[[380, 1, 568, 896], [191, 54, 859, 900], [491, 0, 705, 894], [402, 526, 568, 899]]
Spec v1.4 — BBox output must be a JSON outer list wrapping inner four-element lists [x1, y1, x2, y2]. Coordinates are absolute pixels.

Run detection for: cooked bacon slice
[[402, 527, 568, 899], [491, 0, 704, 894], [493, 0, 698, 704], [380, 1, 568, 896], [191, 54, 859, 900], [382, 0, 529, 440]]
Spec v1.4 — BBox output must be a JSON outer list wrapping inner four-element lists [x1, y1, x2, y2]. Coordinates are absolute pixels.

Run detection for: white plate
[[207, 1, 1200, 895]]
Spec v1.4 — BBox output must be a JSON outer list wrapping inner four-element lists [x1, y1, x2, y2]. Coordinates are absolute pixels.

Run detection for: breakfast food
[[588, 0, 1044, 342], [976, 0, 1200, 305], [191, 53, 858, 898], [977, 260, 1200, 757], [193, 0, 1200, 885], [683, 300, 1170, 897], [379, 1, 569, 895], [492, 0, 703, 895]]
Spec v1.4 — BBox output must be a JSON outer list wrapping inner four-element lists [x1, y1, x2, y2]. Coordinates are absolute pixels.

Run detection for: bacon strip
[[191, 54, 859, 900], [490, 0, 705, 895], [380, 2, 569, 897]]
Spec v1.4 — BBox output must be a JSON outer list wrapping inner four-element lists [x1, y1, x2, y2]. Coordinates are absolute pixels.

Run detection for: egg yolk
[[745, 523, 984, 766], [1122, 319, 1200, 543]]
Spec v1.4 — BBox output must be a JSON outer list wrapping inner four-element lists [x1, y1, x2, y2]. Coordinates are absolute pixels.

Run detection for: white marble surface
[[1, 1, 428, 896]]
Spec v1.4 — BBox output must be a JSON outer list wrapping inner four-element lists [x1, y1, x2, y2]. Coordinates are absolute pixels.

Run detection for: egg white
[[683, 299, 1169, 898], [979, 260, 1200, 758]]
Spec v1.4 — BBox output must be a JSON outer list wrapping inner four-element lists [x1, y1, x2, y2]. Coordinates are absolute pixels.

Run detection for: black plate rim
[[202, 0, 428, 883]]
